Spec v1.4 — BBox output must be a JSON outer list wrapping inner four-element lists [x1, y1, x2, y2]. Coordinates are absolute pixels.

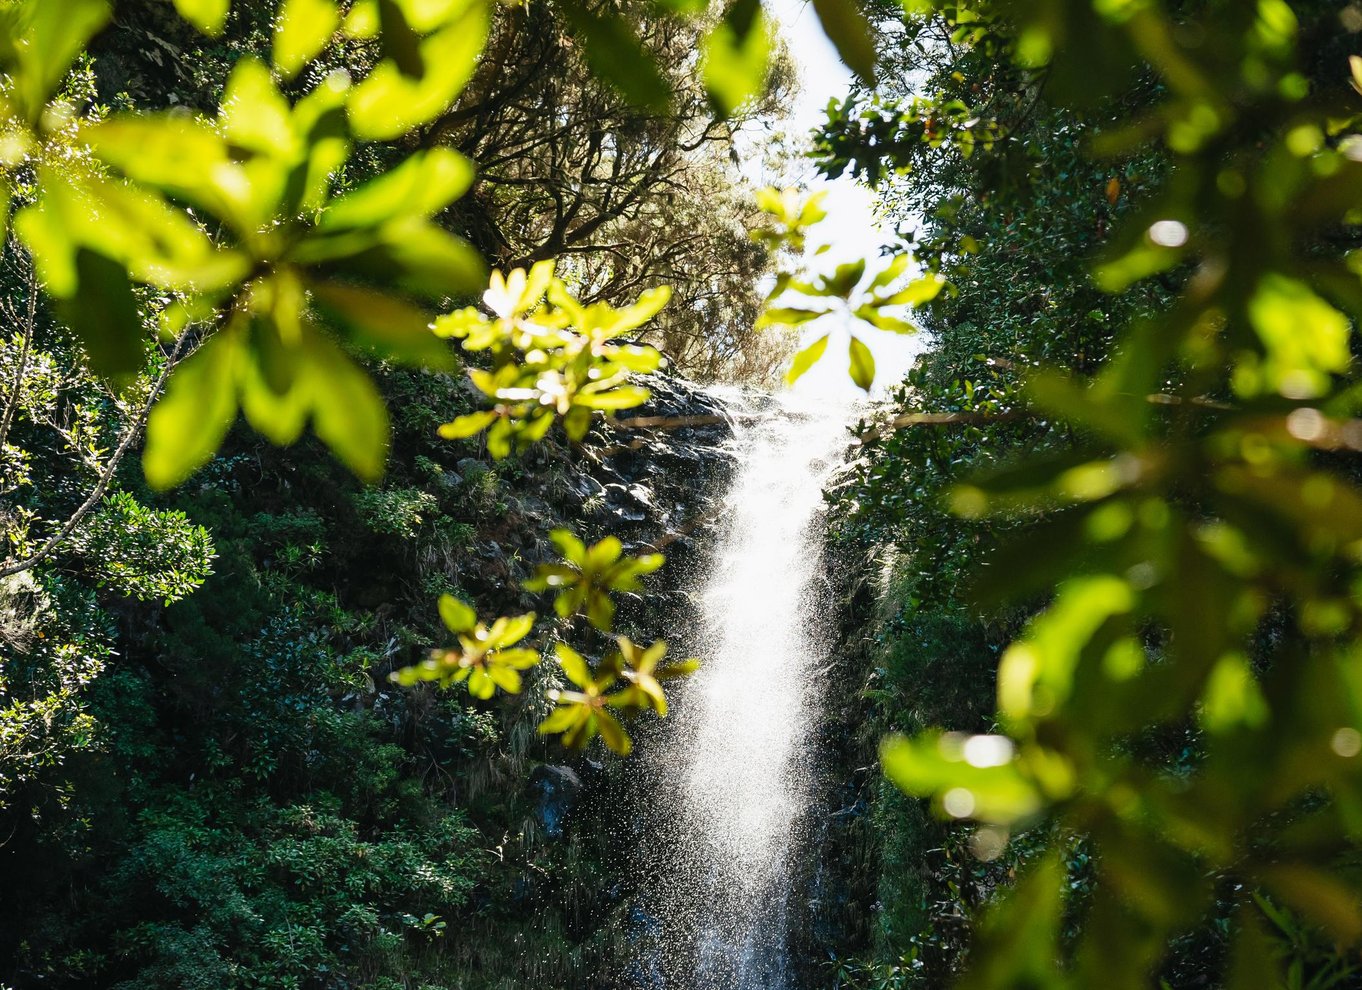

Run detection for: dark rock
[[603, 483, 650, 523], [566, 472, 606, 503], [528, 764, 582, 838]]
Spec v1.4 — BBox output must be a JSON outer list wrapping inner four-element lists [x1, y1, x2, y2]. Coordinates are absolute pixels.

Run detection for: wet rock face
[[488, 373, 736, 828], [529, 764, 583, 838], [459, 372, 736, 604], [531, 374, 738, 586]]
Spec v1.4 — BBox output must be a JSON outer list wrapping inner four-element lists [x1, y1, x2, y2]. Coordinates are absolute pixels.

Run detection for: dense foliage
[[0, 0, 857, 985], [819, 1, 1362, 987], [6, 0, 1362, 987]]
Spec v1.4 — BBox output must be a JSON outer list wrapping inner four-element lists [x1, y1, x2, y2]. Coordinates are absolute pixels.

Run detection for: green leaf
[[143, 330, 243, 489], [957, 851, 1066, 990], [595, 710, 633, 755], [58, 249, 146, 382], [303, 331, 389, 482], [486, 665, 522, 693], [1225, 909, 1282, 990], [701, 1, 771, 116], [756, 306, 828, 329], [437, 594, 476, 633], [274, 0, 339, 79], [346, 0, 489, 140], [86, 116, 236, 220], [1244, 274, 1351, 399], [550, 529, 587, 565], [823, 258, 866, 297], [437, 410, 497, 440], [1258, 864, 1362, 944], [853, 305, 917, 334], [13, 0, 111, 121], [882, 274, 945, 306], [880, 733, 1045, 825], [608, 285, 672, 333], [538, 704, 584, 735], [577, 385, 651, 410], [848, 335, 875, 391], [998, 575, 1136, 727], [557, 2, 671, 111], [555, 642, 592, 688], [585, 536, 623, 571], [1200, 651, 1269, 733], [785, 333, 829, 386], [491, 613, 535, 647], [809, 0, 877, 85], [321, 148, 475, 229], [868, 253, 911, 290], [304, 223, 487, 300], [221, 57, 295, 160], [172, 0, 230, 35], [310, 281, 451, 369], [377, 0, 425, 77], [466, 668, 495, 699], [586, 591, 616, 632]]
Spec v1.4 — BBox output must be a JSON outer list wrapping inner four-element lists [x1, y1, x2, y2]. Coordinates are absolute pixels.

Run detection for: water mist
[[640, 389, 854, 989]]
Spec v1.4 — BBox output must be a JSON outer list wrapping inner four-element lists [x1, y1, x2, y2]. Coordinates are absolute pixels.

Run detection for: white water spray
[[648, 389, 855, 989]]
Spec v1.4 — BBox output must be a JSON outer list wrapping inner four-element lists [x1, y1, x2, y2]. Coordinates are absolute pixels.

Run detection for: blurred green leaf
[[810, 0, 877, 85], [310, 281, 452, 369], [557, 1, 671, 111], [785, 333, 829, 386], [347, 0, 489, 140], [848, 334, 875, 391], [172, 0, 229, 34], [702, 0, 771, 116], [143, 330, 242, 490], [303, 330, 389, 482], [437, 594, 476, 634], [274, 0, 339, 79]]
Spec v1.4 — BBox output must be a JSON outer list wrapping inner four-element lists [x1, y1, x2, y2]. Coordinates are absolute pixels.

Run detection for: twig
[[0, 259, 38, 454], [613, 414, 730, 430], [857, 409, 1024, 445], [0, 330, 194, 579]]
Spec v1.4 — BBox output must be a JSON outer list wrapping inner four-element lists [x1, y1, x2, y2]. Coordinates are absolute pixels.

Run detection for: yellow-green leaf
[[848, 335, 875, 391], [144, 329, 243, 489], [810, 0, 877, 85], [437, 594, 476, 633], [274, 0, 339, 79], [303, 332, 389, 482], [311, 281, 451, 369], [321, 148, 475, 229], [172, 0, 230, 35], [438, 410, 497, 440], [785, 333, 829, 386]]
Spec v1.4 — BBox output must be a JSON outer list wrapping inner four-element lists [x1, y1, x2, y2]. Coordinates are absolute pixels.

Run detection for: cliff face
[[0, 371, 741, 990]]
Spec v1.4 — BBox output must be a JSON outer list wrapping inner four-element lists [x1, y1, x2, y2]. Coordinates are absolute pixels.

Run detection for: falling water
[[644, 388, 854, 989]]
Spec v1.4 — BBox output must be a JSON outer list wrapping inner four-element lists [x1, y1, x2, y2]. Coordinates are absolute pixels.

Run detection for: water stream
[[644, 389, 854, 989]]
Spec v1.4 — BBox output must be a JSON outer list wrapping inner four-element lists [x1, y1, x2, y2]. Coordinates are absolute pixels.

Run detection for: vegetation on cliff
[[4, 0, 1362, 988]]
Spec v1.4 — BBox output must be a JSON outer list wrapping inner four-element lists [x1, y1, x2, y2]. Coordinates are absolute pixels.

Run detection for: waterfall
[[641, 388, 854, 989]]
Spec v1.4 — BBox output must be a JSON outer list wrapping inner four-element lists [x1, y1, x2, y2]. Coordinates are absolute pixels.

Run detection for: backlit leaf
[[557, 2, 671, 110], [437, 594, 476, 633], [274, 0, 339, 79], [809, 0, 877, 85], [143, 329, 243, 489], [848, 335, 875, 391], [304, 331, 389, 482], [310, 281, 452, 369], [785, 333, 829, 386], [172, 0, 230, 35]]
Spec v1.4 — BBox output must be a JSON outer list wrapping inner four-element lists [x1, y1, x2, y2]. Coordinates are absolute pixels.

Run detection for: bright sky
[[747, 0, 926, 400]]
